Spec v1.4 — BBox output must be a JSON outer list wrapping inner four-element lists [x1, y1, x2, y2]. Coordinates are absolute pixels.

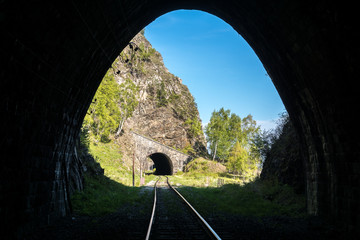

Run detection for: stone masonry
[[132, 132, 191, 174]]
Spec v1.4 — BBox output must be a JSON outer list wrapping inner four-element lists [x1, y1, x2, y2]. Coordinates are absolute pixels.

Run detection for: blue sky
[[145, 10, 285, 131]]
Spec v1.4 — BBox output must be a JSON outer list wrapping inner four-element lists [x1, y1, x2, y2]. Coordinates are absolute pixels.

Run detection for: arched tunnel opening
[[0, 0, 359, 237], [148, 153, 173, 175]]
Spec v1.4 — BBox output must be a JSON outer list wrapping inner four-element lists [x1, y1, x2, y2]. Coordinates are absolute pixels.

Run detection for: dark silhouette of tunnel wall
[[149, 153, 173, 175], [0, 0, 359, 236]]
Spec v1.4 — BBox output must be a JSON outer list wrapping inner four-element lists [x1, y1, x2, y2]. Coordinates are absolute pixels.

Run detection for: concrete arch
[[0, 0, 359, 236], [148, 153, 173, 175]]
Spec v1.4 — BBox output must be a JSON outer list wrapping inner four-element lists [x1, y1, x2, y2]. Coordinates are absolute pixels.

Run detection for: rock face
[[112, 32, 207, 160]]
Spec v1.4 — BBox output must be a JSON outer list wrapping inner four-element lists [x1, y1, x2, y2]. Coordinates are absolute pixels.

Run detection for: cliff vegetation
[[82, 31, 207, 166]]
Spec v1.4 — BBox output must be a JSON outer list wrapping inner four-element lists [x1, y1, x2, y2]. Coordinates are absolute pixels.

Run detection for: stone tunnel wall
[[0, 0, 359, 236], [132, 132, 191, 173]]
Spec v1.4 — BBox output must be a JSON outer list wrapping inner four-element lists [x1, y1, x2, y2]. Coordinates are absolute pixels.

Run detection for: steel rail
[[145, 177, 161, 240], [166, 177, 222, 240]]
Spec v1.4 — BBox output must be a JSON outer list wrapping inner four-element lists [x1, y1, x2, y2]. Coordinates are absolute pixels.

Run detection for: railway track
[[145, 177, 221, 240]]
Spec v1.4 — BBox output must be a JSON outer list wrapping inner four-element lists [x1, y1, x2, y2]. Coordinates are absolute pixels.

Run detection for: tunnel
[[0, 0, 359, 237], [148, 153, 174, 175]]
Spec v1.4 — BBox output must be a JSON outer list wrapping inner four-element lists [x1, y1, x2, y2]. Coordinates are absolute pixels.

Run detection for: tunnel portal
[[0, 0, 359, 237], [132, 132, 191, 175], [149, 153, 173, 175]]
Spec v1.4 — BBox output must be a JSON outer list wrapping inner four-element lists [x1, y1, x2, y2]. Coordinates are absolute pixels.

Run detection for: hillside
[[82, 31, 208, 172]]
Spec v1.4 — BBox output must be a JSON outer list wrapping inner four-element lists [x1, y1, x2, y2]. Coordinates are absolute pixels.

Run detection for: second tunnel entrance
[[149, 153, 173, 175]]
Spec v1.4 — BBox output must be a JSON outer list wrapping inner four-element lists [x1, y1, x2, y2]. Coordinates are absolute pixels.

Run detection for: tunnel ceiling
[[1, 0, 359, 236]]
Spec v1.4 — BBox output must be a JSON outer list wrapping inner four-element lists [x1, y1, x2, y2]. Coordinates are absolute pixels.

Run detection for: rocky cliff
[[111, 31, 207, 160]]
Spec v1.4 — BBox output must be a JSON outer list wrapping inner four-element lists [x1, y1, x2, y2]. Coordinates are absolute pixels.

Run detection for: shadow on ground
[[25, 176, 349, 240]]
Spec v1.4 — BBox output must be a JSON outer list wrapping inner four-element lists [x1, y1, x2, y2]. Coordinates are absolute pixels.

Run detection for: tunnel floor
[[25, 205, 339, 239]]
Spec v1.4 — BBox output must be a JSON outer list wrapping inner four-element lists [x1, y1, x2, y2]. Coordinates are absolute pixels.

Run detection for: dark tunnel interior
[[1, 0, 359, 237], [149, 153, 173, 175]]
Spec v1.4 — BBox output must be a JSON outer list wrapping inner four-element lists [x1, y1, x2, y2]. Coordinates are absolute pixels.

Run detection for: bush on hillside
[[185, 157, 226, 174]]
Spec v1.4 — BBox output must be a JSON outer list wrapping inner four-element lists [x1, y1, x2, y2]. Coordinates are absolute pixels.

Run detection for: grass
[[175, 179, 307, 218], [71, 139, 157, 216], [168, 158, 243, 187], [170, 159, 306, 218], [71, 174, 151, 216], [88, 139, 158, 186], [168, 173, 241, 187], [169, 157, 260, 187], [72, 139, 306, 219]]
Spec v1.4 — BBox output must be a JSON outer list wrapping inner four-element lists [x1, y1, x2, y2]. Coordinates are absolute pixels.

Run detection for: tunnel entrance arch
[[1, 0, 359, 236], [148, 153, 173, 175], [132, 132, 191, 175]]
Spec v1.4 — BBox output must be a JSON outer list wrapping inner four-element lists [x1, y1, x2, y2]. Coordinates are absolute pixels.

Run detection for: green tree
[[205, 108, 262, 176], [82, 71, 140, 142], [83, 71, 121, 142], [228, 141, 248, 174], [229, 113, 242, 144], [252, 131, 266, 168], [205, 108, 231, 162], [185, 117, 203, 138], [242, 114, 260, 144], [115, 77, 139, 136], [241, 114, 262, 172]]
